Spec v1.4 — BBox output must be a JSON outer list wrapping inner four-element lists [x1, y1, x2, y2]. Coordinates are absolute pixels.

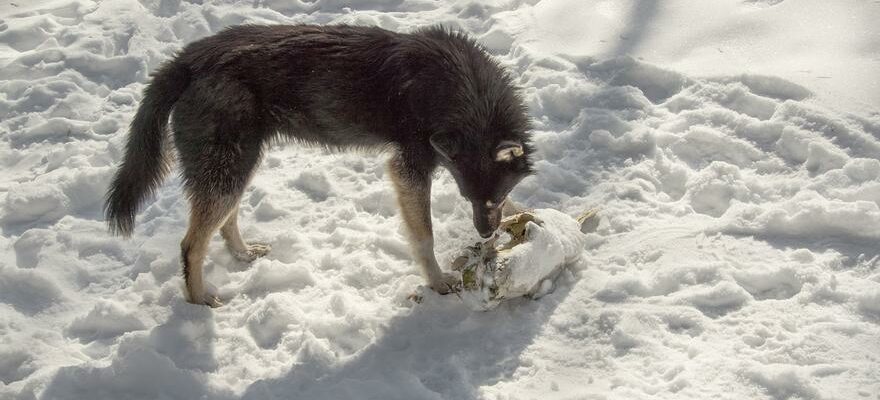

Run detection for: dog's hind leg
[[176, 136, 264, 307], [181, 194, 238, 307], [221, 204, 271, 262], [172, 76, 267, 306]]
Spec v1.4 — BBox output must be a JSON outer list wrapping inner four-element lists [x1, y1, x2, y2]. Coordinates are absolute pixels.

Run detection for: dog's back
[[174, 25, 400, 147]]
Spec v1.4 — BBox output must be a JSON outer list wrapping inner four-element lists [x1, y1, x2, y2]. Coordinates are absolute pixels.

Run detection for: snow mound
[[66, 301, 146, 342]]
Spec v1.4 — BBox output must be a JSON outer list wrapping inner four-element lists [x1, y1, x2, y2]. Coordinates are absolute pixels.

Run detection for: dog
[[105, 24, 534, 307]]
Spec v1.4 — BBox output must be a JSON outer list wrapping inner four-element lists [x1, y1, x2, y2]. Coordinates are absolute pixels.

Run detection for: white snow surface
[[1, 0, 880, 399]]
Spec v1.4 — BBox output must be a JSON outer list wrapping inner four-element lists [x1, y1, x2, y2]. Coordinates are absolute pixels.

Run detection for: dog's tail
[[105, 60, 190, 237]]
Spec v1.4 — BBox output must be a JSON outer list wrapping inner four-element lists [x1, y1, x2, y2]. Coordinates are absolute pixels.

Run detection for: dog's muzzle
[[473, 202, 502, 238]]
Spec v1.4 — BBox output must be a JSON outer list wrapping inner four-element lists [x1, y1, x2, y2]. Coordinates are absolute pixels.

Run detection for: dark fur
[[105, 24, 533, 298]]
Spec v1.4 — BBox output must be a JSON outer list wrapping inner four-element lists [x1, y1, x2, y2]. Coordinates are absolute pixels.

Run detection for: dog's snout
[[473, 202, 502, 239]]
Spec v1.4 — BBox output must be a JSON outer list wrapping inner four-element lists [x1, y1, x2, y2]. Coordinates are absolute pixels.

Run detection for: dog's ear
[[495, 140, 524, 162], [430, 133, 459, 161]]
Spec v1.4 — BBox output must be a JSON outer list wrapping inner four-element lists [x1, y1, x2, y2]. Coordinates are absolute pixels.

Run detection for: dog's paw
[[429, 272, 462, 295], [407, 291, 425, 304], [234, 243, 272, 262], [186, 293, 224, 308], [186, 282, 225, 308], [203, 294, 224, 308]]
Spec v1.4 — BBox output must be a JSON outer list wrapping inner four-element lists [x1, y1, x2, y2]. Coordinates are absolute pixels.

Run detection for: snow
[[1, 0, 879, 399]]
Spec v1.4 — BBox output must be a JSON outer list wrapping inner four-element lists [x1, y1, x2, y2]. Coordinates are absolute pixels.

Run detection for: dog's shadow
[[241, 278, 574, 400]]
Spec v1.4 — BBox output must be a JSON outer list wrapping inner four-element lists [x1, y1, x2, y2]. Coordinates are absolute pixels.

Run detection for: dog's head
[[431, 134, 533, 238], [411, 28, 534, 237]]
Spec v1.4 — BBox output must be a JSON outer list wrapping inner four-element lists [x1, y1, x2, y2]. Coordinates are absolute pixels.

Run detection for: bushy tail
[[105, 60, 190, 237]]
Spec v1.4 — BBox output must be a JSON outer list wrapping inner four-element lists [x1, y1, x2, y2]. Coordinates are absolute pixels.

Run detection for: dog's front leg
[[388, 155, 459, 294]]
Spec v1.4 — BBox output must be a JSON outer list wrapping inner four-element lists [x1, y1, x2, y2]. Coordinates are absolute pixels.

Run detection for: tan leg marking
[[220, 204, 247, 253], [181, 196, 237, 307], [220, 204, 271, 262], [388, 158, 458, 294]]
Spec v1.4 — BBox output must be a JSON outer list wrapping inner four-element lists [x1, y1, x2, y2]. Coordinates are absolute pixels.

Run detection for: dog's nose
[[478, 216, 500, 238], [473, 202, 501, 239]]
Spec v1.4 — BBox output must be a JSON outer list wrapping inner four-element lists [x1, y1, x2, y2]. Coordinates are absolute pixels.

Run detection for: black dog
[[105, 25, 533, 306]]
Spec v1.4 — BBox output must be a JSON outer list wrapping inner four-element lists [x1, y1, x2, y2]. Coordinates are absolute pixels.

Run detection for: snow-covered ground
[[1, 0, 879, 398]]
